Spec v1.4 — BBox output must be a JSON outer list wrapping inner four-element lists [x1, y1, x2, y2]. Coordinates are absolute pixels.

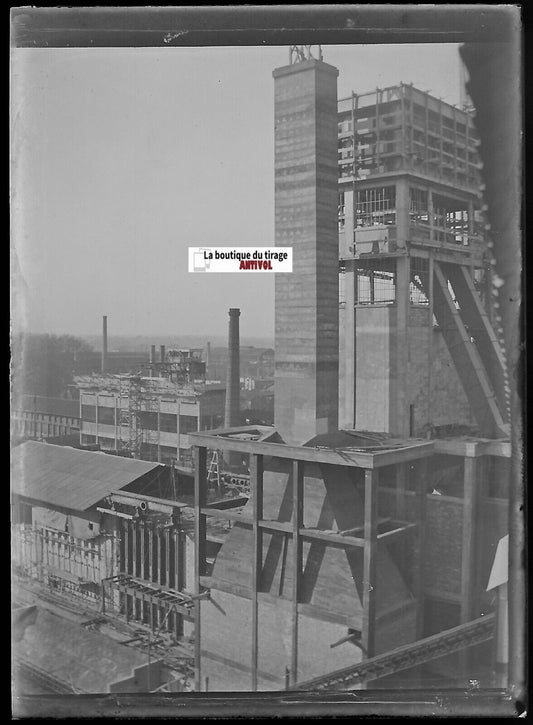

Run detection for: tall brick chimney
[[273, 58, 340, 444]]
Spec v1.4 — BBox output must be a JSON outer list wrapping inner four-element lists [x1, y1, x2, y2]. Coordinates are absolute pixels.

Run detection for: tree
[[11, 333, 93, 399]]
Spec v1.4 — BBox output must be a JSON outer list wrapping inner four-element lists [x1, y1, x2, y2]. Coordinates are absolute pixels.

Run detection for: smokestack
[[150, 345, 156, 377], [160, 345, 166, 364], [101, 316, 108, 374], [206, 341, 211, 379], [273, 57, 339, 444], [224, 309, 240, 428]]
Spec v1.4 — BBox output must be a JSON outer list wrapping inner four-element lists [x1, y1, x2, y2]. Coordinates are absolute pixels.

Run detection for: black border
[[9, 4, 525, 719]]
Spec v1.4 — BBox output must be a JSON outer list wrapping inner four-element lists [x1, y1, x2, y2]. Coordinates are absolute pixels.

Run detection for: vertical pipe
[[101, 316, 108, 374], [224, 309, 241, 428]]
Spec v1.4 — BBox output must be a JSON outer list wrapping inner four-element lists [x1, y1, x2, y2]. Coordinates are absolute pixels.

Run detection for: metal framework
[[289, 613, 495, 690]]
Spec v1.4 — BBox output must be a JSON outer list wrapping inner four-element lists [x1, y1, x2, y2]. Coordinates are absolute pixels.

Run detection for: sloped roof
[[11, 441, 163, 512], [14, 606, 149, 693]]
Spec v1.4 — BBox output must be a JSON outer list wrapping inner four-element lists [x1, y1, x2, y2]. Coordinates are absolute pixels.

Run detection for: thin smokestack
[[224, 309, 240, 428], [206, 341, 211, 378], [101, 316, 108, 374], [150, 345, 156, 377], [160, 345, 166, 364]]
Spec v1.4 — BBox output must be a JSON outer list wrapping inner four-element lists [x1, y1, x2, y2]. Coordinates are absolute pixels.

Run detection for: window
[[160, 413, 177, 433], [97, 406, 115, 425], [179, 415, 198, 434], [81, 405, 96, 422], [410, 188, 429, 225], [356, 186, 396, 227], [138, 411, 158, 431]]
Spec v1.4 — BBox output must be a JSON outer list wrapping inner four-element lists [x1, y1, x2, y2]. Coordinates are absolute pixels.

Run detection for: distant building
[[76, 375, 225, 466], [12, 395, 80, 442]]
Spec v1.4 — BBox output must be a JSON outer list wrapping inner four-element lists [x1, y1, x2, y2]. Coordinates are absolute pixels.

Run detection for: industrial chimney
[[273, 57, 340, 444], [224, 309, 240, 428], [150, 345, 156, 377], [205, 341, 211, 379], [101, 316, 108, 374], [160, 345, 166, 365]]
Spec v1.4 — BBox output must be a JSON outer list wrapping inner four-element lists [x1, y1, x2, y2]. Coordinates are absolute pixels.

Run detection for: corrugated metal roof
[[11, 441, 163, 512]]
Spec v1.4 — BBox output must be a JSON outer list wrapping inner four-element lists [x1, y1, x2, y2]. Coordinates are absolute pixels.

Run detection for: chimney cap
[[229, 308, 241, 316]]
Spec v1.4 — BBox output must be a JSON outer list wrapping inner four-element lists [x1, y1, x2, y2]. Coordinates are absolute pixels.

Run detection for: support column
[[362, 469, 378, 658], [194, 445, 207, 692], [413, 459, 428, 638], [427, 252, 434, 432], [392, 255, 411, 437], [250, 454, 263, 691], [291, 459, 304, 685], [459, 456, 479, 676], [339, 260, 356, 429], [395, 178, 410, 249]]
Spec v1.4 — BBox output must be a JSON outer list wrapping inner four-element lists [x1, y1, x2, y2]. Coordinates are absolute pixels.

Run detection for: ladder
[[207, 451, 220, 488]]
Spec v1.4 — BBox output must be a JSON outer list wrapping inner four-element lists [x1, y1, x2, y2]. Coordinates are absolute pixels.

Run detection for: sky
[[11, 43, 465, 340]]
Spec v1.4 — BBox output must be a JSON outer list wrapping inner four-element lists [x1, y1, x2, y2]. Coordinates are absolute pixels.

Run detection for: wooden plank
[[140, 522, 145, 581], [459, 456, 479, 676], [250, 453, 263, 692], [396, 462, 407, 521], [461, 457, 478, 623], [155, 530, 161, 586], [361, 469, 378, 658], [200, 507, 252, 524], [376, 523, 418, 542], [259, 519, 291, 533], [164, 528, 170, 589], [194, 445, 207, 692], [291, 460, 304, 686], [189, 431, 375, 466], [132, 521, 137, 578], [124, 520, 130, 576], [148, 524, 153, 583], [300, 529, 365, 548]]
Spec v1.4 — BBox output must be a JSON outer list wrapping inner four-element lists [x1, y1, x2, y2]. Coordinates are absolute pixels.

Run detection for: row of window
[[81, 405, 198, 433]]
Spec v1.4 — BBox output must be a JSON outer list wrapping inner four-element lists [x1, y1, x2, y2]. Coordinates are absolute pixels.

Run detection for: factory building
[[189, 48, 510, 692], [12, 395, 80, 443], [77, 375, 225, 467]]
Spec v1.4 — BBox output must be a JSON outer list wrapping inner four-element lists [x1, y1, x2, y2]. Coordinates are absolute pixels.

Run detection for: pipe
[[224, 309, 241, 428], [101, 316, 108, 374]]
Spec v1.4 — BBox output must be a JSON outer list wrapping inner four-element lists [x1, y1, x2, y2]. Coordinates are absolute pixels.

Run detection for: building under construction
[[188, 48, 511, 691], [12, 47, 514, 696]]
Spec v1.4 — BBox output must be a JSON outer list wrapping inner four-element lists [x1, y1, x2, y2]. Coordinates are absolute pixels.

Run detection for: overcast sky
[[12, 43, 464, 340]]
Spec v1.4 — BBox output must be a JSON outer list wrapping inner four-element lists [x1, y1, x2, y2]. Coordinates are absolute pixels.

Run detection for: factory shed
[[11, 440, 164, 512]]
